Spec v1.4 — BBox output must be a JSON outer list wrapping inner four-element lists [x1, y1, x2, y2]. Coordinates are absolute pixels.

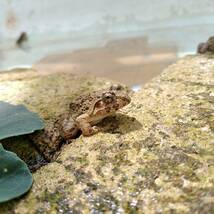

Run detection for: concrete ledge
[[0, 54, 214, 213]]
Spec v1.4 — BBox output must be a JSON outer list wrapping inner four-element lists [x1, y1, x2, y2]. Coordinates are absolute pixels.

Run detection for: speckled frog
[[32, 86, 131, 161]]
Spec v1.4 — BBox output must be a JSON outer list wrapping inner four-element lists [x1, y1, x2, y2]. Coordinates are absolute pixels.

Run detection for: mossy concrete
[[0, 55, 214, 213], [0, 69, 115, 164]]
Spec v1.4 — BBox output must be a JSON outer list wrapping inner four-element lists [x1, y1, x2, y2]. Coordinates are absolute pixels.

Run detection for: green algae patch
[[0, 55, 214, 213]]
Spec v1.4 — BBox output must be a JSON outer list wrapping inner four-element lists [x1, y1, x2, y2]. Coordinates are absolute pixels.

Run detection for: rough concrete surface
[[0, 54, 214, 213]]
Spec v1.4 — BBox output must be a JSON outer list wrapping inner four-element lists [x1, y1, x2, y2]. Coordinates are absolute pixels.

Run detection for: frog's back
[[69, 91, 102, 118]]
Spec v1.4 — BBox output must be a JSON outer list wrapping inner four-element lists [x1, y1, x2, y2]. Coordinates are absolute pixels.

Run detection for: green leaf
[[0, 101, 44, 140], [0, 144, 33, 203]]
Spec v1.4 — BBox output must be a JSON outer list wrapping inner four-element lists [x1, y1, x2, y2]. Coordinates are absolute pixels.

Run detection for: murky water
[[34, 36, 178, 88], [0, 20, 213, 89]]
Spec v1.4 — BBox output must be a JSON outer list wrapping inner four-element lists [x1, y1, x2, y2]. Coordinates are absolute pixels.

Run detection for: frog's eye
[[102, 92, 116, 103]]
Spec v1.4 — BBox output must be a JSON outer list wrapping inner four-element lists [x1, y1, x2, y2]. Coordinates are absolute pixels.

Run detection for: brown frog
[[197, 36, 214, 54], [32, 87, 131, 161]]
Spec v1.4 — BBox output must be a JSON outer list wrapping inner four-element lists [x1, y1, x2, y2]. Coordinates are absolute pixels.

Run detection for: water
[[0, 17, 213, 89], [34, 35, 177, 88]]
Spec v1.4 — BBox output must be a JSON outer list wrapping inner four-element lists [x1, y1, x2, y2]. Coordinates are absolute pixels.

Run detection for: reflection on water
[[34, 37, 177, 88], [1, 19, 213, 88]]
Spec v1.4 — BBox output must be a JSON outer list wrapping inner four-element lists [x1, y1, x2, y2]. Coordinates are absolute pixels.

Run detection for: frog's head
[[102, 91, 130, 108], [90, 90, 131, 116]]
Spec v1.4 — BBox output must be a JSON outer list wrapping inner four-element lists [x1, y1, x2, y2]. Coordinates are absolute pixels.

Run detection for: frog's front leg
[[76, 113, 99, 136]]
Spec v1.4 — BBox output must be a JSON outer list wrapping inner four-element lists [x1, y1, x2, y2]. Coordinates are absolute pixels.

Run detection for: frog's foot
[[81, 125, 100, 136], [76, 113, 98, 136], [92, 126, 100, 134], [51, 150, 61, 160]]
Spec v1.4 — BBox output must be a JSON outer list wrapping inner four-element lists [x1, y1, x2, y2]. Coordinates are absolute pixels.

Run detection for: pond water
[[0, 18, 213, 90]]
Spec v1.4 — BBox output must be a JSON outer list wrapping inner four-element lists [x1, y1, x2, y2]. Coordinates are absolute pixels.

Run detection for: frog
[[197, 36, 214, 54], [32, 86, 131, 162]]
